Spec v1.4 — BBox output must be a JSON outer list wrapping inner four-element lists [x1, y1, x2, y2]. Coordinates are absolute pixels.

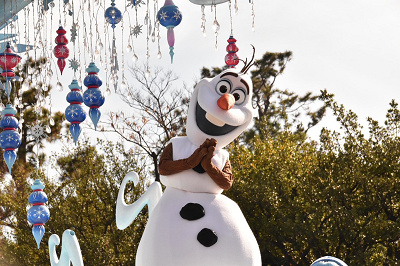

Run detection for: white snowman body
[[136, 185, 261, 266]]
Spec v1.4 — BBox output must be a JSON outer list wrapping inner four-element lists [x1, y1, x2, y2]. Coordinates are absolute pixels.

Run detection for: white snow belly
[[136, 187, 261, 266]]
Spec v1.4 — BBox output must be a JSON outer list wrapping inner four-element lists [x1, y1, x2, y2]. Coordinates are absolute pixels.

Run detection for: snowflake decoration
[[84, 91, 98, 103], [159, 11, 168, 21], [69, 58, 80, 72], [0, 56, 6, 63], [70, 22, 78, 43], [57, 46, 68, 56], [131, 24, 143, 38], [127, 0, 144, 8], [27, 123, 47, 143], [173, 11, 181, 21], [66, 105, 83, 119]]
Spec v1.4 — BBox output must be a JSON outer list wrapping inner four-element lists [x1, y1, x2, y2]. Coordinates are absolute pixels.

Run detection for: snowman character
[[117, 56, 261, 266]]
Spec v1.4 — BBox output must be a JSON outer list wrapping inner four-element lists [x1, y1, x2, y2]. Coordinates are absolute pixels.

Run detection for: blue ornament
[[0, 104, 21, 173], [65, 79, 86, 145], [27, 179, 50, 249], [105, 0, 122, 29], [157, 0, 182, 63], [83, 63, 105, 130]]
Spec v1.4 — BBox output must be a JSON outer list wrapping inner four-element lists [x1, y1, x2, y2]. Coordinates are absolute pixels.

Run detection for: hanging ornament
[[65, 79, 86, 145], [27, 179, 50, 249], [0, 42, 21, 100], [157, 0, 182, 63], [225, 35, 239, 68], [53, 26, 70, 75], [105, 0, 122, 91], [105, 0, 123, 29], [0, 104, 21, 173], [83, 63, 105, 130]]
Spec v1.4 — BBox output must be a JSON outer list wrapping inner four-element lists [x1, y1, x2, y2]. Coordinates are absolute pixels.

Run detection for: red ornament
[[0, 42, 21, 78], [53, 26, 69, 75], [225, 35, 239, 68]]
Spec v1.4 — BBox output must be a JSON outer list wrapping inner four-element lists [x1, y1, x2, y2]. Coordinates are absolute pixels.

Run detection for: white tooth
[[206, 112, 226, 127]]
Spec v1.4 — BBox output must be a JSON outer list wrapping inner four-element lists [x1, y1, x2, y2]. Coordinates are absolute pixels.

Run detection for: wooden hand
[[159, 138, 216, 175], [200, 141, 234, 190]]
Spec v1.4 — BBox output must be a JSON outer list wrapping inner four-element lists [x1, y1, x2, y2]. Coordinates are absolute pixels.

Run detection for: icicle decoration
[[83, 63, 105, 130], [27, 179, 50, 249], [225, 36, 239, 68], [157, 0, 182, 63], [212, 5, 220, 50], [0, 104, 21, 173], [200, 5, 206, 37], [0, 43, 21, 100], [65, 79, 86, 145], [53, 26, 70, 75], [251, 0, 255, 31]]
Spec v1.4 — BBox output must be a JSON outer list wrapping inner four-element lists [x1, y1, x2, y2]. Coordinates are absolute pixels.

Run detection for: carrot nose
[[217, 94, 235, 110]]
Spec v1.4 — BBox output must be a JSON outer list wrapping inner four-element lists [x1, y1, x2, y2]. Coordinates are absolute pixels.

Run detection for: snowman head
[[186, 66, 254, 149]]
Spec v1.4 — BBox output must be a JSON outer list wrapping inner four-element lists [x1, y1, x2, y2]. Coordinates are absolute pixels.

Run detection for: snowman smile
[[196, 102, 238, 136], [205, 112, 225, 127]]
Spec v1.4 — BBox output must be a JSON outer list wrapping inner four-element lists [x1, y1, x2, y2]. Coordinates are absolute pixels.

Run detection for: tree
[[0, 140, 149, 265], [225, 92, 400, 265], [109, 65, 189, 181]]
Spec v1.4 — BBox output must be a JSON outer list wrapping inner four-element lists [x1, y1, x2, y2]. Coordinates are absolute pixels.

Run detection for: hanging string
[[145, 0, 150, 77], [132, 1, 139, 62], [234, 0, 238, 15], [72, 0, 77, 79], [151, 0, 156, 43], [201, 5, 206, 38], [76, 3, 82, 84], [58, 0, 62, 26], [228, 0, 233, 36], [212, 4, 220, 50], [251, 0, 255, 31], [121, 0, 127, 90], [156, 0, 161, 59]]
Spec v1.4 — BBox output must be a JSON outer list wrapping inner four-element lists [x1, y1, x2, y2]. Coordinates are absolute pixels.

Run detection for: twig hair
[[240, 45, 256, 74]]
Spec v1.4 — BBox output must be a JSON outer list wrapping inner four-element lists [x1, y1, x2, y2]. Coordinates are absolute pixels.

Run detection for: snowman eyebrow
[[220, 72, 249, 93], [220, 72, 238, 79], [240, 79, 250, 94]]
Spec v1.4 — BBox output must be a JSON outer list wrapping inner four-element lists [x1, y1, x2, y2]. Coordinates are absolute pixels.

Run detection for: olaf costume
[[117, 66, 262, 266]]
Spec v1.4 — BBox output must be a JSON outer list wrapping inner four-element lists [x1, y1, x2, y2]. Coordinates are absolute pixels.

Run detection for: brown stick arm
[[201, 148, 234, 190], [159, 143, 208, 175]]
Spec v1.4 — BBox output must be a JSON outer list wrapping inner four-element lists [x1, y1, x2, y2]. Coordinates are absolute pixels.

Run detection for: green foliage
[[226, 96, 400, 265], [0, 140, 148, 265]]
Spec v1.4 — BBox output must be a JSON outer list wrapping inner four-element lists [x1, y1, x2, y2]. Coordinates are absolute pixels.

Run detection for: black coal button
[[197, 228, 218, 247], [180, 203, 205, 221]]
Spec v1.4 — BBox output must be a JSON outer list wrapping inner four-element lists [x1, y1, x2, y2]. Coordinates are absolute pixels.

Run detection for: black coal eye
[[216, 80, 231, 95], [232, 88, 246, 105], [220, 85, 228, 93]]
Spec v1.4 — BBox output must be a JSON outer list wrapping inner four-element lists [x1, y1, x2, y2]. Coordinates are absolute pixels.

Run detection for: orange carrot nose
[[217, 94, 235, 110]]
